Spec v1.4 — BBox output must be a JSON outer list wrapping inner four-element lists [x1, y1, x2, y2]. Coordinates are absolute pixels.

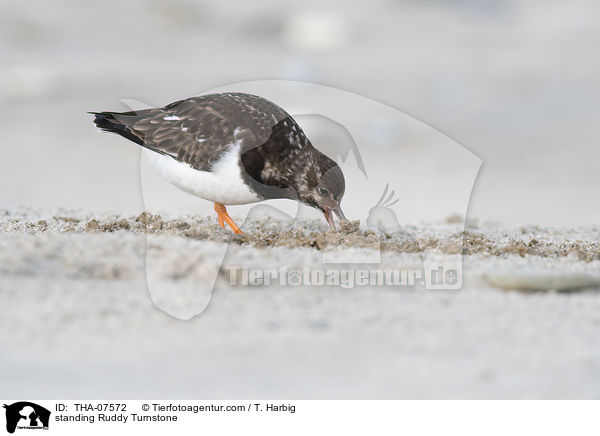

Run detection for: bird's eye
[[318, 187, 330, 196]]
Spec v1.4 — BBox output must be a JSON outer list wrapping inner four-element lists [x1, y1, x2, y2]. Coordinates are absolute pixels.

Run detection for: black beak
[[323, 205, 347, 230], [333, 205, 346, 221]]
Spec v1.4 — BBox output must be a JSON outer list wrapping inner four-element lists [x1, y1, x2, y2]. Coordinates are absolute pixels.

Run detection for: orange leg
[[213, 203, 243, 234]]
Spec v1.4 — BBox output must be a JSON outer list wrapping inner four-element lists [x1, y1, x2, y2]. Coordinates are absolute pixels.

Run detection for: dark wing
[[94, 93, 290, 171]]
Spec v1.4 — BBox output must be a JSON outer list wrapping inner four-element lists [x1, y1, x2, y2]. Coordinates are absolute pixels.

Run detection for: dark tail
[[89, 111, 145, 146]]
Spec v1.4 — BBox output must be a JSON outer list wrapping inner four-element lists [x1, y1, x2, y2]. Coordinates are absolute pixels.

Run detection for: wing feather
[[113, 93, 290, 171]]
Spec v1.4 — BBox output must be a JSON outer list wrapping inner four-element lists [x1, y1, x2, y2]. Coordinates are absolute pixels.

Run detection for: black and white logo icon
[[3, 402, 50, 434]]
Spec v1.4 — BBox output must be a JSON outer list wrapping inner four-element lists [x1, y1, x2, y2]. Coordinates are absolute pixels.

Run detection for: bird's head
[[298, 154, 347, 229]]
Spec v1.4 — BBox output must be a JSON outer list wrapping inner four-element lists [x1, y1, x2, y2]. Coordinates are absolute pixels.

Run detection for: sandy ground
[[2, 0, 599, 400], [1, 210, 599, 399]]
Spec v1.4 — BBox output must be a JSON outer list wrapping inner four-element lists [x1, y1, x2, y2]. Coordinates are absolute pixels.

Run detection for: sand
[[2, 0, 600, 400], [3, 210, 600, 259], [1, 209, 600, 398]]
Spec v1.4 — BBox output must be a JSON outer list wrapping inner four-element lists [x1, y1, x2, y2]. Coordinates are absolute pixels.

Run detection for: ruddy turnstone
[[91, 92, 346, 233]]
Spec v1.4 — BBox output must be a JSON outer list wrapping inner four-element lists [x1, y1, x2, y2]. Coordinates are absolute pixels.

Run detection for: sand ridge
[[1, 210, 599, 261]]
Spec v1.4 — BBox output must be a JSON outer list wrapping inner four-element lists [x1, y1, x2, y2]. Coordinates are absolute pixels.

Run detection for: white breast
[[144, 145, 261, 205]]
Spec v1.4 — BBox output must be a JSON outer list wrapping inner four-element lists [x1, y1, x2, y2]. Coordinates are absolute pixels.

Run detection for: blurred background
[[1, 0, 599, 224], [2, 0, 600, 400]]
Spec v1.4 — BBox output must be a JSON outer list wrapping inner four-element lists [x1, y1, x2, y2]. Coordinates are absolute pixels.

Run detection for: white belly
[[144, 146, 261, 205]]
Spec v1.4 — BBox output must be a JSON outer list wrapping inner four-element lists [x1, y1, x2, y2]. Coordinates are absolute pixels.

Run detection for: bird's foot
[[213, 203, 243, 234]]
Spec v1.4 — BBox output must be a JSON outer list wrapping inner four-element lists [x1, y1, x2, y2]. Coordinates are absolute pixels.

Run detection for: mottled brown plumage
[[95, 93, 288, 171], [92, 92, 347, 229]]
